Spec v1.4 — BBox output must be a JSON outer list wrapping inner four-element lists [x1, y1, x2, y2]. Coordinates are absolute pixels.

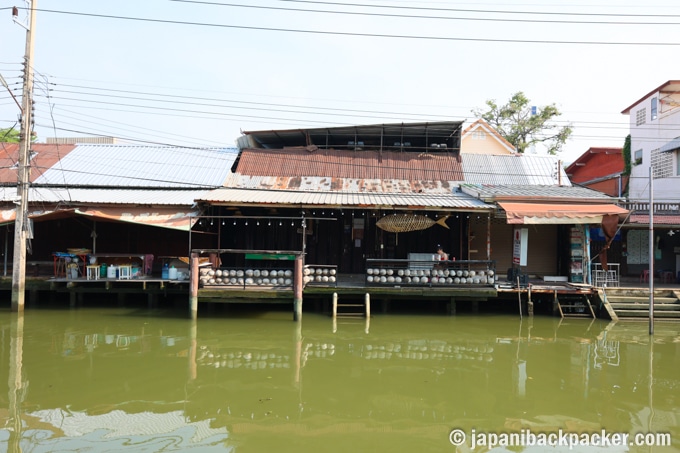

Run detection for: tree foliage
[[473, 92, 572, 155], [0, 127, 21, 143]]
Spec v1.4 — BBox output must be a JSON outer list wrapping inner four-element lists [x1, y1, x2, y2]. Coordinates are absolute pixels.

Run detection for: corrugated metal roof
[[0, 143, 77, 183], [198, 187, 492, 210], [0, 187, 209, 206], [461, 184, 614, 201], [461, 154, 569, 186], [224, 174, 456, 193], [33, 144, 239, 188], [235, 148, 463, 181]]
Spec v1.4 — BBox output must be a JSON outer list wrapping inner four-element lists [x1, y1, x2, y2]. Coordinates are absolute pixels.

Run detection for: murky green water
[[1, 305, 679, 452]]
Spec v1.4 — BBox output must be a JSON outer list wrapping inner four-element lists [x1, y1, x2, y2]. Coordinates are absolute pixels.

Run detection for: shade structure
[[498, 202, 628, 225]]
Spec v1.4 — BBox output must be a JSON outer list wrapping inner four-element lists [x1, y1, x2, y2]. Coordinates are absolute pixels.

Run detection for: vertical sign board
[[512, 227, 528, 266]]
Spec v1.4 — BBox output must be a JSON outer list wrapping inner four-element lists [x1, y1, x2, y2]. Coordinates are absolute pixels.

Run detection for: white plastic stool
[[118, 265, 132, 280], [86, 265, 100, 281]]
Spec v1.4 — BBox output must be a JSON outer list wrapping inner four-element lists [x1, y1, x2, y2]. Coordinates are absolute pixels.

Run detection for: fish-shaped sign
[[376, 214, 449, 233]]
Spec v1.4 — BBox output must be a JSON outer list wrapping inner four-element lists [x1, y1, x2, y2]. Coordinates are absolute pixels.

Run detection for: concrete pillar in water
[[189, 252, 199, 320], [365, 293, 371, 317], [528, 284, 534, 316], [293, 255, 303, 321], [332, 292, 338, 318]]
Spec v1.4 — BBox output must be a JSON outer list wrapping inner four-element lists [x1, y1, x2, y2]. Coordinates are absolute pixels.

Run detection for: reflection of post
[[293, 255, 303, 321], [294, 319, 302, 387], [189, 252, 199, 320], [8, 313, 25, 452], [188, 318, 197, 381], [648, 339, 654, 436]]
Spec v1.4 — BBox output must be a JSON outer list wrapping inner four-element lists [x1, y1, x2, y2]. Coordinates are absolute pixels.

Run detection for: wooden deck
[[4, 273, 680, 320]]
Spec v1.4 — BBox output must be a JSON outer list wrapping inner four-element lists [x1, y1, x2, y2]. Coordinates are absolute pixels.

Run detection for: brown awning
[[75, 207, 199, 231], [498, 202, 628, 225]]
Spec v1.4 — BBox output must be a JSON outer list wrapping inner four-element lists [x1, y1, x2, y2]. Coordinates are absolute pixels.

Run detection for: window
[[651, 97, 658, 120], [636, 108, 646, 126], [472, 130, 486, 140], [634, 149, 642, 165]]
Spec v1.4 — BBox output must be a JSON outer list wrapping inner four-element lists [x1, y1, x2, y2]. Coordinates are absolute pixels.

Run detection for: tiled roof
[[628, 214, 680, 226]]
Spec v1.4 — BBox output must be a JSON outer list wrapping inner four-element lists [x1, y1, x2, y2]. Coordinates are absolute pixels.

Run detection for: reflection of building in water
[[197, 346, 292, 370], [26, 409, 230, 449], [594, 336, 620, 369]]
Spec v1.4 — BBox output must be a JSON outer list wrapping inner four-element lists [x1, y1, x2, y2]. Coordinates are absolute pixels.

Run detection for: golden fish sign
[[376, 214, 450, 233]]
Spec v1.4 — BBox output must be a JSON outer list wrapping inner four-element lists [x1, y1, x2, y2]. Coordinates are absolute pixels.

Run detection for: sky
[[1, 0, 679, 164]]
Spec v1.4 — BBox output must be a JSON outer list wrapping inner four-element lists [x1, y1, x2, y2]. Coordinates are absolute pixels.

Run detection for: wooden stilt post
[[365, 293, 371, 318], [528, 284, 534, 316], [332, 292, 338, 318], [189, 252, 199, 320], [448, 297, 456, 315], [293, 254, 303, 321]]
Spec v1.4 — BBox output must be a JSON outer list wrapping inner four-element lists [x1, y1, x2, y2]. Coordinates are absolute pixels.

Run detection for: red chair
[[640, 270, 650, 283]]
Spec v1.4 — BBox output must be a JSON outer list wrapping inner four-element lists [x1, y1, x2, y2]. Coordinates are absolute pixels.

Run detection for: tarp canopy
[[499, 202, 628, 225], [0, 207, 200, 231], [74, 207, 199, 231]]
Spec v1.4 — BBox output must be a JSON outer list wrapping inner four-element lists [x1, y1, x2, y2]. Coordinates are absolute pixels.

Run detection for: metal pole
[[648, 165, 654, 335], [11, 0, 37, 312]]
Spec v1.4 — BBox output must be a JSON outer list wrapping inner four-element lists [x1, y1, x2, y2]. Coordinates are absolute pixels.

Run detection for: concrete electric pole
[[11, 1, 37, 312]]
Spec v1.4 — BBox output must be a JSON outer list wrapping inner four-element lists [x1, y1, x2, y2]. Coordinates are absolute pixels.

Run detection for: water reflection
[[1, 309, 679, 452]]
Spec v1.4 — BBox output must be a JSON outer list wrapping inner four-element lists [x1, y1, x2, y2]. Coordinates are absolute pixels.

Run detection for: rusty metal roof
[[234, 148, 463, 181], [0, 143, 77, 184], [198, 187, 492, 211]]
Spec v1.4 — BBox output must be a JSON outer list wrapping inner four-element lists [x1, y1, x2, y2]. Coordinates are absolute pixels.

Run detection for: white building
[[622, 80, 680, 202]]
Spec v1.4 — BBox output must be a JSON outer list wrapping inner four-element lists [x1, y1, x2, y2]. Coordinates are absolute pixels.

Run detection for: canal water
[[1, 305, 678, 453]]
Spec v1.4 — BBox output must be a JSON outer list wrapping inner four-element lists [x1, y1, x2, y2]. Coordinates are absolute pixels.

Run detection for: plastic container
[[168, 265, 178, 280], [107, 265, 117, 279], [162, 263, 169, 279], [100, 263, 107, 278]]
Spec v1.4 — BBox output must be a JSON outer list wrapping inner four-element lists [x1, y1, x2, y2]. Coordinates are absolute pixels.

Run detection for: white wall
[[628, 90, 680, 202]]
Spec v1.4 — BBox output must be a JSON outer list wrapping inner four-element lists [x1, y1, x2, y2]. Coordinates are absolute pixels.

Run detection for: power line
[[279, 0, 680, 19], [20, 7, 680, 46], [170, 0, 680, 25]]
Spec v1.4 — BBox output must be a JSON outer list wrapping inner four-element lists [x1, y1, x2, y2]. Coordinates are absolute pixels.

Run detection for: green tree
[[0, 127, 21, 143], [473, 91, 572, 155]]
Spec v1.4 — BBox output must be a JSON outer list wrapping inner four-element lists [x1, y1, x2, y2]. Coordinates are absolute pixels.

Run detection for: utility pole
[[11, 1, 37, 312]]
